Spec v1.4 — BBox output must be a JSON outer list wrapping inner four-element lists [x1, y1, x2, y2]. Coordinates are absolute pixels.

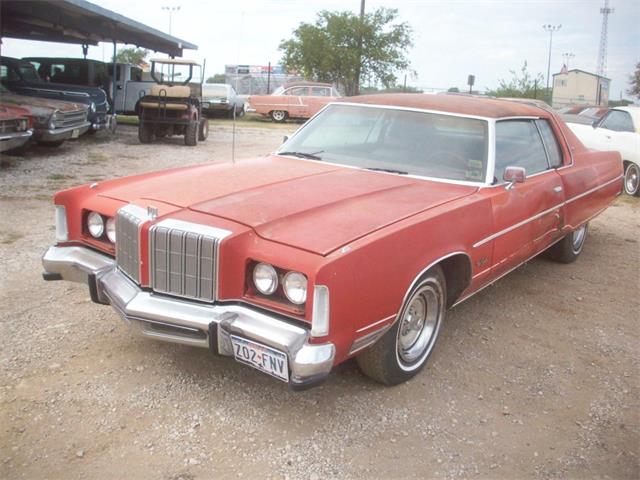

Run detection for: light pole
[[542, 24, 561, 91], [562, 52, 575, 69], [162, 6, 181, 35]]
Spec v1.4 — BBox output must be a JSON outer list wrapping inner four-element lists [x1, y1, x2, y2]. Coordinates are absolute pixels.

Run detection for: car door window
[[600, 110, 634, 132], [495, 120, 550, 181], [535, 120, 563, 168], [311, 87, 330, 97], [285, 87, 307, 96]]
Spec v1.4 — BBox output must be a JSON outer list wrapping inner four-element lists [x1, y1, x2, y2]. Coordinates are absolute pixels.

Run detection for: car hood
[[0, 92, 86, 116], [10, 81, 107, 105], [99, 156, 477, 256]]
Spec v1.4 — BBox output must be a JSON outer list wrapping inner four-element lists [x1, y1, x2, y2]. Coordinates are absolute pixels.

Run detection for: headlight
[[106, 217, 116, 243], [90, 102, 96, 113], [87, 211, 104, 238], [253, 263, 278, 295], [283, 271, 307, 305]]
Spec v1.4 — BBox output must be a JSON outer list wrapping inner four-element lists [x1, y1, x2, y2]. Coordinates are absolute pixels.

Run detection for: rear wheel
[[356, 266, 446, 386], [138, 120, 154, 144], [546, 223, 588, 263], [184, 120, 198, 146], [198, 119, 209, 141], [623, 162, 640, 196], [270, 110, 287, 123]]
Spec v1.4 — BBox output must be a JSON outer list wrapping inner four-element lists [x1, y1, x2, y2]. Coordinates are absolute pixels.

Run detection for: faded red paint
[[249, 82, 339, 120], [52, 94, 623, 366]]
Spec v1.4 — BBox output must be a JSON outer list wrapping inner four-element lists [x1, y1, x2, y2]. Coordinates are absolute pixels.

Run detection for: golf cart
[[137, 58, 208, 146]]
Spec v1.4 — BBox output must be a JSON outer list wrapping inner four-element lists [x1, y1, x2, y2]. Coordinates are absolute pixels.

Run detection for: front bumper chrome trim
[[42, 245, 335, 388]]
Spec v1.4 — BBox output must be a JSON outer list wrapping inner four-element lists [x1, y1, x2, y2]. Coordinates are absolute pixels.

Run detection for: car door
[[483, 119, 566, 280], [597, 109, 637, 159], [306, 86, 333, 117], [284, 86, 309, 118]]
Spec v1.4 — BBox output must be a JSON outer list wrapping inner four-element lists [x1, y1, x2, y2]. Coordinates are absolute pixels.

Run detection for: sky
[[2, 0, 639, 100]]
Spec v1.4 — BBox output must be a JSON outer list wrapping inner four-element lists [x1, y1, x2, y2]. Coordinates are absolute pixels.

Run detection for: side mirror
[[503, 166, 526, 190], [282, 135, 289, 144]]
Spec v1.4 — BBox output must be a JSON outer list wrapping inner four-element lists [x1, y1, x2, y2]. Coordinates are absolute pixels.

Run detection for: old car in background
[[567, 106, 640, 196], [1, 56, 112, 133], [248, 81, 340, 122], [202, 83, 244, 118], [42, 94, 622, 389], [559, 104, 609, 126], [136, 58, 208, 146], [0, 84, 90, 147], [25, 57, 154, 116], [0, 104, 32, 154]]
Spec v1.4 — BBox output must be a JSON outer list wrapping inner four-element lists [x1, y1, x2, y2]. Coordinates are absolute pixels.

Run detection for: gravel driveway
[[1, 123, 638, 480]]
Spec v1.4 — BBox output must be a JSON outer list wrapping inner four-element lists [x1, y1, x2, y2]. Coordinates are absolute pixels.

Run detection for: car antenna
[[232, 11, 245, 166]]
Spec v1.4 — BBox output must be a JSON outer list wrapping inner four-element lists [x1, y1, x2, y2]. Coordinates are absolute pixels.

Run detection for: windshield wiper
[[277, 150, 323, 161], [364, 167, 408, 175]]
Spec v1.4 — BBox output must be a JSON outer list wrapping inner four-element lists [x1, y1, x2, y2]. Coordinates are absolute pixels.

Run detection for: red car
[[248, 81, 340, 122], [0, 104, 32, 153], [42, 94, 622, 389]]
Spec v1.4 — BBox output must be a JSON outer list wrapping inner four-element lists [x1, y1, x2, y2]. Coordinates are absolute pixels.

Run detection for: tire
[[546, 223, 588, 264], [236, 105, 245, 118], [228, 108, 235, 119], [270, 110, 288, 123], [623, 162, 640, 196], [198, 118, 209, 141], [356, 266, 446, 386], [37, 140, 64, 147], [138, 121, 154, 144], [184, 120, 198, 146]]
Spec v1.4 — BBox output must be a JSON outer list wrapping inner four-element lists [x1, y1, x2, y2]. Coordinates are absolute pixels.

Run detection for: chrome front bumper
[[0, 130, 32, 152], [42, 246, 335, 389], [33, 122, 91, 142]]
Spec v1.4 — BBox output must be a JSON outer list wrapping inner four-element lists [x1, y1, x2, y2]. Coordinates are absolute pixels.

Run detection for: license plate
[[71, 128, 80, 139], [230, 335, 289, 382]]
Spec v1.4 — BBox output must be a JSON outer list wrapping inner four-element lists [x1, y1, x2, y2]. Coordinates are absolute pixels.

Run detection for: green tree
[[628, 61, 640, 99], [114, 47, 149, 66], [487, 61, 546, 101], [206, 73, 226, 84], [279, 8, 413, 96]]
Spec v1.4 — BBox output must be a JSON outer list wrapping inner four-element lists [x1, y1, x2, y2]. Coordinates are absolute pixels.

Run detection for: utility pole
[[542, 24, 561, 92], [596, 0, 614, 78], [162, 5, 181, 35], [562, 52, 575, 69], [354, 0, 365, 96]]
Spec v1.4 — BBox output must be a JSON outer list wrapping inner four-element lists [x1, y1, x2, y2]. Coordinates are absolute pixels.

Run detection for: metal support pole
[[267, 61, 271, 94], [112, 41, 117, 115]]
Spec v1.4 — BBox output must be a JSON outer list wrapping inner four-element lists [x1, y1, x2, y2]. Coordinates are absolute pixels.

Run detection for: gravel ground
[[1, 123, 639, 480]]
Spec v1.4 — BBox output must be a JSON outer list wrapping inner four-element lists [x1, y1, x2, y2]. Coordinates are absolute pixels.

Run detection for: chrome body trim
[[356, 314, 395, 333], [42, 245, 334, 387], [349, 324, 392, 355], [472, 175, 623, 248]]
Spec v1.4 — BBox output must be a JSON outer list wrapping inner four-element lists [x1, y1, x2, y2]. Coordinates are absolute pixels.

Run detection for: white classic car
[[567, 106, 640, 196]]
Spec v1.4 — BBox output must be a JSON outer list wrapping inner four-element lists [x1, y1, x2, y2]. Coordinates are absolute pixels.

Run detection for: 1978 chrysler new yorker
[[42, 94, 623, 389]]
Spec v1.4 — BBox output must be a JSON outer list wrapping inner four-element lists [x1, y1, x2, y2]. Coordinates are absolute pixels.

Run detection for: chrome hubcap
[[572, 225, 587, 252], [273, 111, 285, 121], [625, 165, 639, 194], [397, 284, 441, 364]]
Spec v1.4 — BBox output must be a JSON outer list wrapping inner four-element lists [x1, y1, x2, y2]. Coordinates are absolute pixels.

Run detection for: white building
[[552, 67, 610, 108]]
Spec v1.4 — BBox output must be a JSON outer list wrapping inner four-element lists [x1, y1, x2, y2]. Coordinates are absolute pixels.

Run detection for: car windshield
[[203, 84, 228, 96], [278, 104, 489, 182]]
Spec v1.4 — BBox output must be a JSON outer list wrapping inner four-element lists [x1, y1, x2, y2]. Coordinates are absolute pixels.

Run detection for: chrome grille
[[115, 205, 149, 283], [149, 219, 231, 302], [53, 109, 87, 129], [0, 119, 23, 134]]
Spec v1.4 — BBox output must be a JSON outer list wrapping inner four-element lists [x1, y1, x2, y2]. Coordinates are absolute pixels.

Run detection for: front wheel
[[270, 110, 288, 123], [184, 120, 198, 146], [138, 120, 154, 144], [546, 223, 588, 264], [356, 266, 446, 386], [624, 162, 640, 196], [198, 119, 209, 141]]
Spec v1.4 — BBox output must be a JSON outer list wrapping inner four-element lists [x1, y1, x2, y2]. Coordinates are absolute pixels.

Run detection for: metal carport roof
[[0, 0, 197, 57]]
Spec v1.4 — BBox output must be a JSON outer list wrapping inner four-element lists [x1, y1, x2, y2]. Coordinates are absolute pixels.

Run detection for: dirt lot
[[1, 123, 638, 480]]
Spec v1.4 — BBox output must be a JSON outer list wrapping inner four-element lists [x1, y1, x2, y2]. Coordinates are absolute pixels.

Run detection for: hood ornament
[[147, 206, 158, 220]]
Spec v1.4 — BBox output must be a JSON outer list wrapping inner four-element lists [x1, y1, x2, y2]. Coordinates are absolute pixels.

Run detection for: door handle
[[553, 186, 563, 193]]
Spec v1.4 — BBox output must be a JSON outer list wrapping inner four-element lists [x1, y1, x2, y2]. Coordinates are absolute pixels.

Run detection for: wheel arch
[[399, 251, 472, 314]]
